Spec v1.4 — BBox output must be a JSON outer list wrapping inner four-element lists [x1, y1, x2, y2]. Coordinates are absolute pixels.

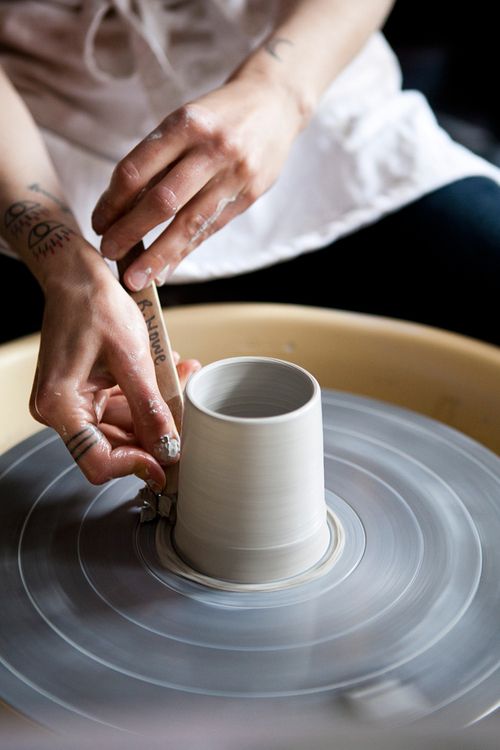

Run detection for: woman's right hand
[[30, 241, 199, 490]]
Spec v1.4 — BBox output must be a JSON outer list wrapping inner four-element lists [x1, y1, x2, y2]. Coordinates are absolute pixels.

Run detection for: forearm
[[230, 0, 395, 127], [0, 68, 108, 292]]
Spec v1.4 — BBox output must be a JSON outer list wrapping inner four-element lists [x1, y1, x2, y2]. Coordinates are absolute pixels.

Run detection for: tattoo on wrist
[[28, 183, 71, 214], [264, 37, 293, 61], [3, 190, 74, 254], [28, 220, 75, 258], [65, 426, 101, 463], [3, 200, 49, 238]]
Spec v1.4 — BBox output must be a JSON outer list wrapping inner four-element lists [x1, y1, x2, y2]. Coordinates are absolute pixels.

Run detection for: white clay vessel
[[173, 357, 330, 584]]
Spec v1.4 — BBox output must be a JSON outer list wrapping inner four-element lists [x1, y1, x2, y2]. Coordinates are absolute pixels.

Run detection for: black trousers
[[160, 176, 500, 347], [1, 177, 499, 346]]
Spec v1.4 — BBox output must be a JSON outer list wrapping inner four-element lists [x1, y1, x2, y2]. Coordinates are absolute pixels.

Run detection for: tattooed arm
[[0, 67, 199, 488], [93, 0, 394, 290]]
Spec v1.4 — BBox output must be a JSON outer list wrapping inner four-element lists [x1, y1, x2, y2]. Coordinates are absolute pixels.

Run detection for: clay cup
[[173, 356, 331, 584]]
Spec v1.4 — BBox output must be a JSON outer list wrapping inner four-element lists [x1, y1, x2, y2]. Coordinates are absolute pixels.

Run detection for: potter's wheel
[[0, 390, 499, 741]]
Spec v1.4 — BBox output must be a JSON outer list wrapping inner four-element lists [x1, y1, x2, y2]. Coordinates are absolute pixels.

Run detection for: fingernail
[[154, 264, 170, 286], [166, 263, 177, 279], [92, 208, 107, 234], [153, 434, 180, 465], [146, 478, 164, 494], [134, 467, 163, 493], [100, 237, 120, 259], [128, 268, 151, 291]]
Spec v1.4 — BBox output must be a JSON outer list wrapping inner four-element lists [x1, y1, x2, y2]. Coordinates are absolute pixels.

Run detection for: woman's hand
[[92, 75, 306, 289], [92, 0, 396, 291], [30, 249, 200, 490]]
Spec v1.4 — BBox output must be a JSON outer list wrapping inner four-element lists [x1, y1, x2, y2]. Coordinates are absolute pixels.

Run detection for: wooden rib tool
[[117, 241, 182, 515]]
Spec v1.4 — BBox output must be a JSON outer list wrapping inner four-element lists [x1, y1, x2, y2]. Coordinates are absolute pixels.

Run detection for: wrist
[[39, 235, 113, 297], [228, 50, 316, 132], [0, 194, 109, 293]]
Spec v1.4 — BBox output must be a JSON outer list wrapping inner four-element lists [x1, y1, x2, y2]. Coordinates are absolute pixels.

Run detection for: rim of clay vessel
[[185, 356, 320, 424]]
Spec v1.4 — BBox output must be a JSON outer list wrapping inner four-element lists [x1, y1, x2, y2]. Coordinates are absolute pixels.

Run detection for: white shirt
[[1, 0, 499, 282]]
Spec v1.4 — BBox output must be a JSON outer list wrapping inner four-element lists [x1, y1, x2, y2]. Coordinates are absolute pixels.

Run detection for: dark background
[[383, 0, 499, 167], [1, 1, 498, 345]]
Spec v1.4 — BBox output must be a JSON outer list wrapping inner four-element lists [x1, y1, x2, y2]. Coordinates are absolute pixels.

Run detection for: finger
[[124, 181, 247, 289], [105, 384, 123, 398], [99, 148, 218, 262], [98, 422, 136, 449], [92, 105, 211, 234], [113, 349, 182, 468], [176, 359, 202, 390], [93, 387, 113, 424], [29, 365, 49, 426], [172, 351, 180, 365], [63, 422, 165, 491], [101, 392, 133, 432], [33, 371, 166, 489]]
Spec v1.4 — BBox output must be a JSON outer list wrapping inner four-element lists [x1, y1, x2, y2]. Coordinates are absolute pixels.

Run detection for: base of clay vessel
[[155, 504, 344, 592]]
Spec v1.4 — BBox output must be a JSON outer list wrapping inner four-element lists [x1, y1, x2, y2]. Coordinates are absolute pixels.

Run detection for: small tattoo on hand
[[65, 426, 101, 463], [28, 220, 74, 258], [3, 201, 48, 238]]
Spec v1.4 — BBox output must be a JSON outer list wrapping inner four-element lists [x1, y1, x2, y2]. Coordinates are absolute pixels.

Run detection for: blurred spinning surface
[[0, 390, 498, 739]]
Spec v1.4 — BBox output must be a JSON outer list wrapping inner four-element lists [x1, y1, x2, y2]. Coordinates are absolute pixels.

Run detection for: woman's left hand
[[91, 76, 306, 290]]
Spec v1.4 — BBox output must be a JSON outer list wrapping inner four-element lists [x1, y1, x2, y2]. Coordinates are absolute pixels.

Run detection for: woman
[[1, 0, 498, 488]]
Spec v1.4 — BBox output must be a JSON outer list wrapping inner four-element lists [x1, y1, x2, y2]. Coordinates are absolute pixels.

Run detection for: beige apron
[[1, 0, 499, 281]]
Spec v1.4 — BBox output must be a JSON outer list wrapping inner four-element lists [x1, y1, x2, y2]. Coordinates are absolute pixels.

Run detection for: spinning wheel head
[[0, 390, 499, 739]]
